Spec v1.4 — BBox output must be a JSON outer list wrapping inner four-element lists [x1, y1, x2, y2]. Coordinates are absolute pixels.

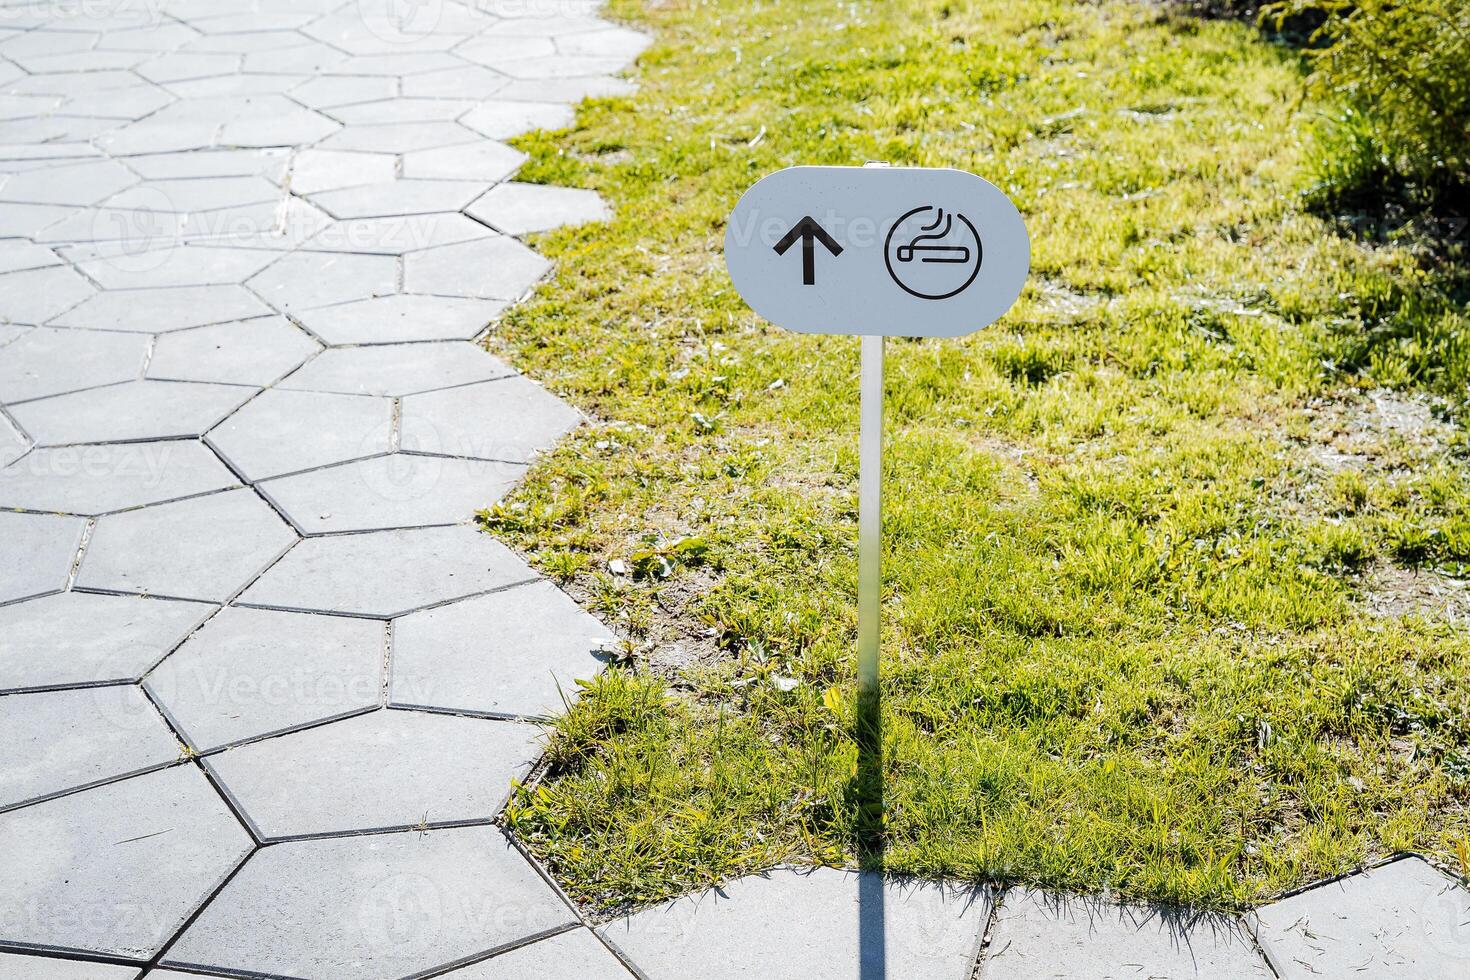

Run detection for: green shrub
[[1269, 1, 1470, 197]]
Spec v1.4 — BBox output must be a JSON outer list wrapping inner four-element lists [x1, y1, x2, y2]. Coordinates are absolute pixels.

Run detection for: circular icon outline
[[883, 205, 983, 300]]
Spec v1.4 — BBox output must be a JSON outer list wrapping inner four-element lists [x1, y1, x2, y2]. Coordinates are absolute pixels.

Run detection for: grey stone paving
[[978, 889, 1272, 979], [1250, 856, 1470, 979], [3, 4, 1464, 979], [0, 2, 639, 973], [602, 867, 993, 980], [162, 826, 575, 979]]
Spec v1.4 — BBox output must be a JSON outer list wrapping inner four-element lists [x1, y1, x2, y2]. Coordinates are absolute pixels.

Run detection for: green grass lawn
[[485, 0, 1470, 911]]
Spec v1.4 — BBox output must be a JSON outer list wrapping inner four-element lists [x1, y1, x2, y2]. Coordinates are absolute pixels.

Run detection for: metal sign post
[[857, 334, 883, 698], [724, 164, 1030, 697]]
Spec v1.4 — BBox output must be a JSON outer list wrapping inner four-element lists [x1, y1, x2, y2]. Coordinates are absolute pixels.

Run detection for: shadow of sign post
[[725, 163, 1030, 978]]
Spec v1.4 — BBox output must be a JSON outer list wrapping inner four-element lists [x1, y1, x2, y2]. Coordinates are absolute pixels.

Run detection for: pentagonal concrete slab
[[237, 525, 535, 618], [978, 889, 1272, 979], [205, 387, 393, 481], [76, 488, 297, 602], [1251, 858, 1470, 979], [146, 605, 382, 752], [467, 182, 610, 236], [9, 380, 255, 447], [0, 765, 252, 960], [390, 581, 613, 718], [0, 441, 239, 515], [400, 376, 581, 462], [0, 264, 95, 324], [438, 929, 632, 979], [0, 511, 85, 605], [0, 592, 214, 693], [245, 250, 396, 312], [164, 827, 574, 978], [601, 868, 992, 980], [259, 452, 523, 534], [288, 76, 397, 111], [204, 709, 541, 838], [295, 295, 505, 344], [402, 236, 550, 301], [49, 284, 273, 333], [402, 64, 512, 100], [147, 316, 320, 386], [278, 342, 515, 397], [0, 686, 182, 811], [0, 950, 139, 978], [0, 327, 148, 404]]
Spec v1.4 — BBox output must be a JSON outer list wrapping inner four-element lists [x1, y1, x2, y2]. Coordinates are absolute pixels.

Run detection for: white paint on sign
[[724, 165, 1029, 337]]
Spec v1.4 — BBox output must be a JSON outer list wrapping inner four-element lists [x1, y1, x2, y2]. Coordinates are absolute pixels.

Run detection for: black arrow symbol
[[773, 216, 843, 285]]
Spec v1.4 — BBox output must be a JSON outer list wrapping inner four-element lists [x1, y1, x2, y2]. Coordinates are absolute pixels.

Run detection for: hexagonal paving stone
[[400, 141, 525, 181], [163, 826, 574, 978], [400, 376, 581, 463], [286, 148, 397, 194], [147, 316, 320, 386], [0, 440, 239, 515], [390, 581, 614, 718], [0, 419, 26, 467], [329, 98, 477, 125], [205, 387, 393, 481], [0, 592, 214, 693], [979, 889, 1272, 979], [317, 120, 478, 153], [260, 453, 524, 534], [288, 75, 397, 111], [0, 687, 182, 811], [0, 950, 140, 978], [305, 212, 497, 257], [0, 264, 95, 323], [204, 709, 540, 838], [0, 512, 84, 605], [601, 868, 993, 980], [308, 178, 488, 219], [245, 250, 396, 312], [558, 26, 653, 59], [0, 326, 148, 403], [0, 765, 253, 960], [64, 243, 281, 290], [9, 380, 255, 447], [98, 94, 338, 155], [146, 606, 382, 752], [76, 488, 297, 602], [1250, 857, 1470, 979], [402, 64, 511, 100], [237, 524, 535, 618], [0, 158, 137, 207], [437, 929, 632, 979], [49, 284, 274, 333], [279, 342, 515, 397], [402, 236, 550, 301], [460, 99, 574, 140], [295, 295, 505, 344], [466, 182, 610, 236], [0, 240, 62, 274]]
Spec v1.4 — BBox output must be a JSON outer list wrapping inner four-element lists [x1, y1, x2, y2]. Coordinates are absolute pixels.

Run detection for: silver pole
[[857, 333, 883, 696]]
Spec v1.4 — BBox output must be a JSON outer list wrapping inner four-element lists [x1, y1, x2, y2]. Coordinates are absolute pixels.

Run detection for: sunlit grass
[[485, 0, 1470, 911]]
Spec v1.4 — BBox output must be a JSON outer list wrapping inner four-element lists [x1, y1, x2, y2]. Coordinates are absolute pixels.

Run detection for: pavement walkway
[[0, 2, 1467, 978]]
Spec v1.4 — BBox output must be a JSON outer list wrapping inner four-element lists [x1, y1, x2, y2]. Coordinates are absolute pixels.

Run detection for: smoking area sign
[[724, 165, 1030, 695]]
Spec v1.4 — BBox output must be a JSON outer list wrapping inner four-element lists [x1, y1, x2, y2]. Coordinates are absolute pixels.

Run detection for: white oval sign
[[724, 165, 1029, 337]]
